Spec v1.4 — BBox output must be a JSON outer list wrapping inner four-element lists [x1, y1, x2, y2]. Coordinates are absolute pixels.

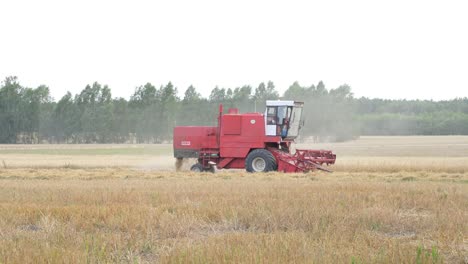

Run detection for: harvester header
[[173, 100, 336, 173]]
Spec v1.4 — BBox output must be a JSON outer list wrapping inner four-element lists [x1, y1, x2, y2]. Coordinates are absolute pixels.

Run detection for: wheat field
[[0, 136, 467, 263]]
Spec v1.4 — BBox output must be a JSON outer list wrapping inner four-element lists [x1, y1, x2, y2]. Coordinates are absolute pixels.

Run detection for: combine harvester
[[173, 100, 336, 173]]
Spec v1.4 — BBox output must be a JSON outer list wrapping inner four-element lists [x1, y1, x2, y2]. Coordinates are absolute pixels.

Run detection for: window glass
[[267, 116, 276, 125], [267, 107, 276, 116], [277, 106, 287, 124], [266, 106, 277, 125], [288, 106, 303, 137]]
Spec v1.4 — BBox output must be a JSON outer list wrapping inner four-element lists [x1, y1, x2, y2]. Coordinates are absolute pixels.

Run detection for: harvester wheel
[[190, 163, 204, 172], [245, 149, 277, 172]]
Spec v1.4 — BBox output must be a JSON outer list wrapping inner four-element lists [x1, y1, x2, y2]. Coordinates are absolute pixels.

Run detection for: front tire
[[245, 149, 277, 172], [190, 163, 204, 172]]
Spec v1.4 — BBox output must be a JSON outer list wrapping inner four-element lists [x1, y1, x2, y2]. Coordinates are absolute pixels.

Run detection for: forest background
[[1, 76, 467, 143]]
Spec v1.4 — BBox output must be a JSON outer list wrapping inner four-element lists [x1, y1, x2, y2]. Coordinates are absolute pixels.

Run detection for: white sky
[[0, 0, 467, 101]]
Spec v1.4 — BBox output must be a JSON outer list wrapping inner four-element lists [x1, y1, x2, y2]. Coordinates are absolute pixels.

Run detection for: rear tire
[[245, 149, 277, 172], [190, 163, 204, 172]]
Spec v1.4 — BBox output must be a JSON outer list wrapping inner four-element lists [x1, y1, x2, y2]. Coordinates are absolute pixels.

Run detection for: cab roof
[[266, 100, 297, 106]]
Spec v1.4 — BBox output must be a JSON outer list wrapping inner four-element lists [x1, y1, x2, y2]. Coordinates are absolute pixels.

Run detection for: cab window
[[266, 106, 277, 125], [277, 106, 287, 125]]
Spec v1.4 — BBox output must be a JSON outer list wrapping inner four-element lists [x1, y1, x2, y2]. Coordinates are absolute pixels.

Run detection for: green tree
[[129, 83, 161, 143], [183, 85, 201, 102], [283, 81, 306, 100], [254, 81, 279, 111], [54, 92, 80, 142], [75, 82, 113, 143], [0, 77, 24, 143], [209, 86, 226, 103]]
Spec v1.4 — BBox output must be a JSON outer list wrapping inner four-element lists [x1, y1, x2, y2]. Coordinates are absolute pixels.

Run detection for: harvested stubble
[[0, 168, 466, 263]]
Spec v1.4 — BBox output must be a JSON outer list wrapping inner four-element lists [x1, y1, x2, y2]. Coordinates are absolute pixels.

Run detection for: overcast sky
[[0, 0, 467, 101]]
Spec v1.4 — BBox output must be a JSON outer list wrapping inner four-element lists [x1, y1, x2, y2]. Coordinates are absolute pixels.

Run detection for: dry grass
[[0, 169, 467, 263], [0, 136, 467, 263], [333, 157, 468, 173], [0, 154, 177, 170]]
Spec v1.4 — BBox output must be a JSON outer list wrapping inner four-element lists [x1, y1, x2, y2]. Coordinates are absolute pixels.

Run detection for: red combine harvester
[[173, 100, 336, 173]]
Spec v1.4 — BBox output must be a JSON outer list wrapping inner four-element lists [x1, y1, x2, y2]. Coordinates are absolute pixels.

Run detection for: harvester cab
[[265, 100, 303, 140]]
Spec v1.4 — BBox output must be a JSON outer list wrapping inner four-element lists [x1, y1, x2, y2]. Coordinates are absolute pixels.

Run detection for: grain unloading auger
[[173, 100, 336, 173]]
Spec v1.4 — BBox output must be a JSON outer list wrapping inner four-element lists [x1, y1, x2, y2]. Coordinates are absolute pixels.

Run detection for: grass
[[0, 136, 467, 263], [0, 169, 466, 263]]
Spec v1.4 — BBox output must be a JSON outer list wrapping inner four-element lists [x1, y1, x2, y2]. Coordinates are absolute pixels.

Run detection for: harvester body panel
[[173, 126, 218, 158], [220, 113, 280, 159]]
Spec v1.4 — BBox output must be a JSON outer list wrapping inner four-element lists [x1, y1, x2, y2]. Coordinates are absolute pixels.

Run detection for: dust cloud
[[175, 158, 183, 171], [135, 155, 195, 171]]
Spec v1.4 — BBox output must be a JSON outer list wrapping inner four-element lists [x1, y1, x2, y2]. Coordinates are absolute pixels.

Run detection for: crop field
[[0, 136, 467, 263]]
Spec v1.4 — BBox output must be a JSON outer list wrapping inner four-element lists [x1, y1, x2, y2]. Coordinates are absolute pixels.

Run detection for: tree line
[[1, 76, 467, 143]]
